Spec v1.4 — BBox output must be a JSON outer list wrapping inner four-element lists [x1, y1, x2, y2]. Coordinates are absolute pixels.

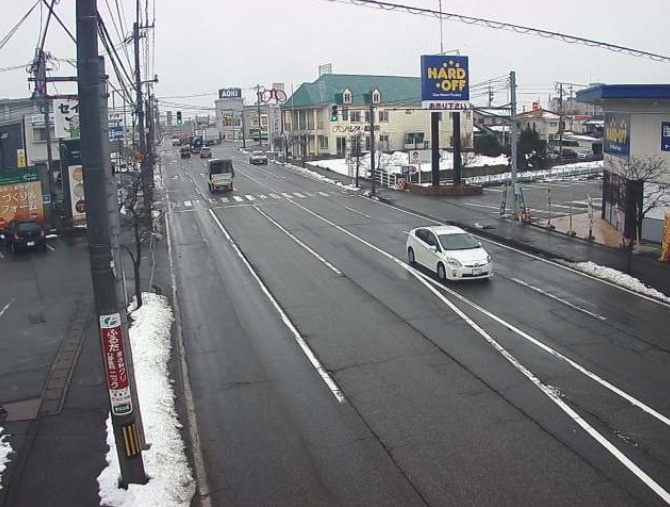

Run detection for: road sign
[[0, 169, 39, 185], [99, 313, 133, 416], [42, 194, 51, 204]]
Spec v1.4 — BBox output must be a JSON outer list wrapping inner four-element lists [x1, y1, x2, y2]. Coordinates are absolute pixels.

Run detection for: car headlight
[[486, 255, 492, 263], [445, 257, 461, 266]]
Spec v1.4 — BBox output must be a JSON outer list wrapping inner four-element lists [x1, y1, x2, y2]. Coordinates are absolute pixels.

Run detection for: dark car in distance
[[4, 219, 47, 253]]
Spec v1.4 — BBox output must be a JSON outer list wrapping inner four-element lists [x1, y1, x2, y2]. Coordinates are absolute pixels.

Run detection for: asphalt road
[[164, 143, 670, 506]]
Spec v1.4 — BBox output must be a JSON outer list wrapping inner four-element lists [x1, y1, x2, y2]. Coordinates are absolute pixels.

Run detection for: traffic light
[[330, 105, 338, 122], [176, 111, 182, 125]]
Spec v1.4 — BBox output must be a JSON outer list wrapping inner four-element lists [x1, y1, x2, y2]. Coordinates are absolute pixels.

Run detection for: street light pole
[[76, 0, 147, 486]]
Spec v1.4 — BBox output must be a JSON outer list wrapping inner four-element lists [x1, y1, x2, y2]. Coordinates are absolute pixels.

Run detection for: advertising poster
[[68, 164, 86, 222], [661, 214, 670, 262], [421, 55, 470, 110], [604, 113, 630, 158], [99, 313, 133, 416], [0, 170, 44, 229]]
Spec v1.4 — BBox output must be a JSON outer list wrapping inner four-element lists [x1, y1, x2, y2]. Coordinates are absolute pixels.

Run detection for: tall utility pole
[[510, 71, 519, 221], [557, 82, 564, 162], [76, 0, 147, 486], [452, 111, 462, 186], [32, 49, 55, 226], [256, 84, 263, 146], [368, 93, 376, 195], [133, 0, 149, 205], [430, 112, 440, 186], [488, 84, 494, 108]]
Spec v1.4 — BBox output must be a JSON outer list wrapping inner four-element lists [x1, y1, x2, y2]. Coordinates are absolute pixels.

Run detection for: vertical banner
[[54, 99, 81, 139], [68, 165, 86, 222], [604, 113, 630, 158], [99, 313, 133, 416], [660, 214, 670, 262]]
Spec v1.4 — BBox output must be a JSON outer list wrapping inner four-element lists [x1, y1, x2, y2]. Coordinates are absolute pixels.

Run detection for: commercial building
[[577, 84, 670, 243], [280, 73, 473, 159]]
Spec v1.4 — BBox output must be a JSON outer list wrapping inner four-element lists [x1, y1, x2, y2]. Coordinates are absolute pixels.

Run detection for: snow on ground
[[561, 261, 670, 303], [0, 427, 11, 490], [98, 292, 195, 507], [273, 160, 361, 192]]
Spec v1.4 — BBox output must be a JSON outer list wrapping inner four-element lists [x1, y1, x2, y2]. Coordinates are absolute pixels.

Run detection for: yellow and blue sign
[[421, 55, 469, 110], [604, 113, 630, 158], [661, 121, 670, 152]]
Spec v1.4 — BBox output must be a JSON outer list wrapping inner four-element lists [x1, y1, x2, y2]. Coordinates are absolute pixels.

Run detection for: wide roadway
[[163, 143, 670, 506]]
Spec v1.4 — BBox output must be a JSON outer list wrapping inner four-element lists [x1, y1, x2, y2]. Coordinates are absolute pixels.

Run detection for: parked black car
[[4, 219, 47, 253]]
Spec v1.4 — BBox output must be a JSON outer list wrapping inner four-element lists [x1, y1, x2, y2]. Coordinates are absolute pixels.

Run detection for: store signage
[[604, 113, 630, 158], [218, 88, 242, 99], [661, 121, 670, 152], [54, 99, 80, 139], [99, 313, 133, 416], [421, 55, 470, 110]]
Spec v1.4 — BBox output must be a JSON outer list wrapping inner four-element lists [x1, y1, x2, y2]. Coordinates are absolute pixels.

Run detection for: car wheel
[[408, 247, 416, 266], [437, 262, 446, 282]]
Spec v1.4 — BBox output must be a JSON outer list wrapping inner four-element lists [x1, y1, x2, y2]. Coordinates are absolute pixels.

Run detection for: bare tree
[[117, 170, 154, 308], [605, 155, 670, 271]]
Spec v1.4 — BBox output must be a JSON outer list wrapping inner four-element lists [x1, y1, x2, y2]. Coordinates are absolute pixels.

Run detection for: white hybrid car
[[406, 225, 493, 281]]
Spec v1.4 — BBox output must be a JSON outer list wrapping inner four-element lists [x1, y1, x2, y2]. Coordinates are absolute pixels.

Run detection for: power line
[[40, 0, 76, 44], [104, 0, 134, 73], [323, 0, 670, 63], [0, 0, 41, 53]]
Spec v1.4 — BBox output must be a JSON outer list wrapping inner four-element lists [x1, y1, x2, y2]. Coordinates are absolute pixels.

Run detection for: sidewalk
[[295, 161, 670, 297]]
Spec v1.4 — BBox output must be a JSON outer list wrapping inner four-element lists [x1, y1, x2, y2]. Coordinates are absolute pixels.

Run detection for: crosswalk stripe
[[293, 192, 305, 198], [233, 196, 244, 202], [245, 194, 256, 201], [270, 193, 281, 199], [220, 197, 229, 203], [184, 200, 192, 207], [318, 191, 330, 197], [281, 192, 293, 199], [304, 192, 314, 197], [259, 194, 268, 199]]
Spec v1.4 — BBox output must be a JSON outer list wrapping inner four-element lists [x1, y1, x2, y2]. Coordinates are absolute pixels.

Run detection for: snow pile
[[97, 293, 195, 507], [277, 161, 361, 192], [563, 261, 670, 303], [0, 427, 11, 490]]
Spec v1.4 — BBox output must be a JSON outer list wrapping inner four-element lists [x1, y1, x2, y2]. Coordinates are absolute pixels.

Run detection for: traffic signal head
[[176, 111, 182, 125], [330, 105, 338, 122]]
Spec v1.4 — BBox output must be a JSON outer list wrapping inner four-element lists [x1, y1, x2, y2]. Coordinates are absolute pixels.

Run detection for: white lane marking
[[259, 194, 268, 199], [270, 193, 281, 199], [510, 277, 607, 321], [233, 196, 244, 202], [220, 197, 229, 203], [364, 196, 670, 309], [244, 194, 256, 201], [281, 192, 294, 199], [293, 192, 305, 198], [165, 210, 212, 506], [305, 192, 315, 197], [207, 208, 345, 403], [0, 297, 16, 319], [46, 244, 56, 252], [318, 191, 330, 197], [183, 200, 193, 208], [253, 206, 342, 276], [248, 162, 285, 180], [344, 206, 371, 219], [208, 198, 214, 205], [287, 199, 670, 503]]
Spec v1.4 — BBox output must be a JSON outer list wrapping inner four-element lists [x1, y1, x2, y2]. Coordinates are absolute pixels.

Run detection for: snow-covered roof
[[489, 125, 510, 132], [565, 133, 603, 142], [518, 108, 560, 120]]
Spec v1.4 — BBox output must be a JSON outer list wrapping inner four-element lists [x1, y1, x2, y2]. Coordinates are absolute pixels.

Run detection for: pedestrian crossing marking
[[270, 193, 281, 199], [293, 192, 305, 198], [184, 200, 192, 207], [305, 192, 314, 196], [259, 194, 268, 199], [281, 192, 293, 199], [245, 194, 256, 201], [220, 197, 229, 203], [318, 191, 330, 197], [233, 196, 244, 202]]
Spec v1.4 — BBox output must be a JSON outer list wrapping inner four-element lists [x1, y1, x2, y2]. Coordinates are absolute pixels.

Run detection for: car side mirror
[[429, 245, 438, 252]]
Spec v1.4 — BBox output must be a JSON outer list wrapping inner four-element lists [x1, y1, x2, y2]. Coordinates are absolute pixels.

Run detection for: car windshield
[[209, 159, 233, 174], [252, 151, 264, 156], [17, 222, 41, 232], [438, 232, 480, 250]]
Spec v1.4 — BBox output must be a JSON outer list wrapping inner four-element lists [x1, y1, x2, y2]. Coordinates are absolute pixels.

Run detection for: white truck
[[203, 127, 219, 146], [208, 158, 235, 193]]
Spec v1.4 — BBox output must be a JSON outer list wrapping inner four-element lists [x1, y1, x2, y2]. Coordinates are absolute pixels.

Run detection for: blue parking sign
[[661, 122, 670, 152]]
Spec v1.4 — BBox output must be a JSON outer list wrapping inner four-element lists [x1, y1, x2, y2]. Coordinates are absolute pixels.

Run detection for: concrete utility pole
[[510, 71, 519, 221], [133, 0, 149, 204], [452, 111, 462, 186], [558, 82, 564, 162], [76, 0, 147, 486], [33, 50, 55, 226], [256, 84, 263, 147], [431, 112, 440, 186], [367, 93, 376, 195]]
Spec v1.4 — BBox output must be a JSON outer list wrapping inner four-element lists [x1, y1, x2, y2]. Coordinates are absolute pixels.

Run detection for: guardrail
[[464, 164, 603, 187]]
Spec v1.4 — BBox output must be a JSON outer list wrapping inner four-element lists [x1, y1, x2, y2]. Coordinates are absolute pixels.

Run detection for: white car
[[248, 150, 268, 165], [406, 225, 493, 281]]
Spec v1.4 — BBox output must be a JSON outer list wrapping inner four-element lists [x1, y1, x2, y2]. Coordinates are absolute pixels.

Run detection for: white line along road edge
[[287, 198, 670, 504], [207, 208, 346, 404]]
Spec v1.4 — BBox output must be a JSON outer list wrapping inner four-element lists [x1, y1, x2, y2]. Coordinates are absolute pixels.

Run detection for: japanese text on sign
[[99, 313, 133, 416]]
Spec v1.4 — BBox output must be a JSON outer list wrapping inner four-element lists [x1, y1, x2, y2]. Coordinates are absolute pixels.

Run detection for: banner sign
[[661, 121, 670, 152], [218, 88, 242, 99], [0, 179, 44, 229], [604, 113, 630, 158], [54, 99, 80, 139], [421, 55, 470, 110], [68, 165, 86, 222], [99, 313, 133, 416]]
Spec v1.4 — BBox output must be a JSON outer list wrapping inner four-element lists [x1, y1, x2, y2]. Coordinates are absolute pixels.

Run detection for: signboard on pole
[[99, 313, 133, 416], [54, 99, 80, 139], [0, 169, 44, 229], [421, 55, 470, 110], [661, 122, 670, 152], [267, 104, 281, 149], [218, 88, 242, 99], [16, 149, 26, 168], [604, 113, 630, 158]]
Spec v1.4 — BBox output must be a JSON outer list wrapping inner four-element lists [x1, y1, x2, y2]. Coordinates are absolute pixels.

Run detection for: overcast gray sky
[[1, 0, 669, 112]]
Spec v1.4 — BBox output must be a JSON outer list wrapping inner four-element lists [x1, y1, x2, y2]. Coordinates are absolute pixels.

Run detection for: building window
[[32, 127, 55, 142], [372, 91, 381, 104], [364, 111, 371, 123], [336, 137, 347, 155], [405, 132, 425, 146], [319, 135, 329, 150], [379, 111, 389, 122], [350, 111, 361, 123], [342, 108, 349, 121], [365, 136, 371, 151], [379, 134, 389, 150], [343, 91, 352, 104]]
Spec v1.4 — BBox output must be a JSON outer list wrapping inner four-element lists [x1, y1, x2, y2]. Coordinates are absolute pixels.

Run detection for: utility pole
[[510, 71, 519, 221], [33, 50, 55, 227], [452, 111, 462, 186], [368, 92, 376, 195], [431, 112, 440, 186], [133, 0, 148, 204], [488, 84, 493, 108], [558, 82, 564, 162], [76, 0, 147, 486], [256, 84, 263, 147]]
